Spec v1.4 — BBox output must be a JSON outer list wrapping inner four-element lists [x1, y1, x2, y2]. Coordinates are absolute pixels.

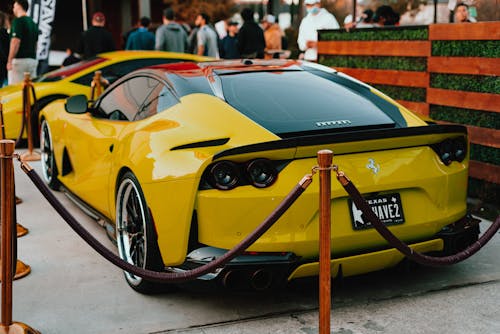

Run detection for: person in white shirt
[[297, 0, 339, 61]]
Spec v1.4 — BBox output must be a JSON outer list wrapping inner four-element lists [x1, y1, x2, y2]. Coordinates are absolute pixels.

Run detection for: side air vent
[[171, 138, 230, 151]]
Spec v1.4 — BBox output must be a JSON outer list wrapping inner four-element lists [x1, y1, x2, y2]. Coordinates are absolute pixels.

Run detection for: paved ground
[[9, 153, 500, 334]]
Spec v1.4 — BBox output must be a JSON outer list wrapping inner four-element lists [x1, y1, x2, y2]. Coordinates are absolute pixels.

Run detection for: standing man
[[0, 11, 10, 87], [297, 0, 339, 62], [77, 12, 115, 59], [155, 8, 188, 53], [6, 0, 38, 85], [220, 21, 240, 59], [195, 13, 219, 58], [261, 14, 282, 59], [126, 17, 155, 50], [238, 8, 265, 59]]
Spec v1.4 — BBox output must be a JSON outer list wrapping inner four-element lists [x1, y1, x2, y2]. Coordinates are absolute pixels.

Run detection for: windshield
[[35, 57, 107, 82], [220, 70, 398, 137]]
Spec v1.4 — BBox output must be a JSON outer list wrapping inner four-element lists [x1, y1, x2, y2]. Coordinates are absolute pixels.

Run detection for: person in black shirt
[[220, 21, 240, 59], [237, 8, 265, 59], [77, 12, 115, 59]]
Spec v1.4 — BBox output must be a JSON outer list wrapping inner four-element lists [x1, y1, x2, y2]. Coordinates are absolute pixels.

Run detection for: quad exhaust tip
[[222, 269, 274, 291]]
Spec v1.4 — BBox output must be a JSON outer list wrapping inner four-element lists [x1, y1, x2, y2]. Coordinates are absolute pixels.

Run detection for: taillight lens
[[433, 137, 467, 165], [201, 159, 286, 190], [208, 161, 240, 190], [246, 159, 278, 188]]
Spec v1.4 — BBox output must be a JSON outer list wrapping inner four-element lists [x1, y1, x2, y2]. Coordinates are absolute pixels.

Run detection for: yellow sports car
[[0, 51, 210, 144], [39, 60, 478, 293]]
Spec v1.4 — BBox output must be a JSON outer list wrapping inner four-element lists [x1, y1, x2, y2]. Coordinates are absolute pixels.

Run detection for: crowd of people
[[0, 0, 479, 89]]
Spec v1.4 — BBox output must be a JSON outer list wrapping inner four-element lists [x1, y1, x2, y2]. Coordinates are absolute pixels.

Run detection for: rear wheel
[[40, 120, 60, 190], [116, 172, 171, 294]]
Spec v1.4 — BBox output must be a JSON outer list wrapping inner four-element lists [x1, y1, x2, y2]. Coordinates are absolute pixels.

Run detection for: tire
[[115, 172, 171, 294], [40, 120, 61, 190], [30, 95, 67, 147]]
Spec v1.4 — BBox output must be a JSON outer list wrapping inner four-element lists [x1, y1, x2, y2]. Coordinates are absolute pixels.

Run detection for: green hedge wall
[[320, 26, 428, 41], [430, 105, 500, 130], [432, 40, 500, 57], [319, 55, 427, 71], [470, 144, 500, 166], [430, 74, 500, 94]]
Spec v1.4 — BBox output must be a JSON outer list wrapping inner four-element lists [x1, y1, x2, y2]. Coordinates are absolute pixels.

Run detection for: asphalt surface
[[10, 151, 500, 334]]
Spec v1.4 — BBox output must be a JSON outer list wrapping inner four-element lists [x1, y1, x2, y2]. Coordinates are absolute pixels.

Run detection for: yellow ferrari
[[0, 51, 210, 144], [39, 60, 477, 293]]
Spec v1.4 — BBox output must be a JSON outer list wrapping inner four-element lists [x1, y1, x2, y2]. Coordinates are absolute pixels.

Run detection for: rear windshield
[[220, 70, 400, 137]]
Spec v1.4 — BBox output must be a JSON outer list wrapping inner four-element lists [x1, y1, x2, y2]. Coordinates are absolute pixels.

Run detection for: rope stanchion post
[[0, 140, 39, 334], [20, 73, 40, 162], [318, 149, 333, 334], [0, 103, 30, 256], [90, 71, 108, 101]]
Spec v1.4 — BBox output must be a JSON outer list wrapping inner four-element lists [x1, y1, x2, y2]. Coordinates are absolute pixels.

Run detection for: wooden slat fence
[[318, 22, 499, 196]]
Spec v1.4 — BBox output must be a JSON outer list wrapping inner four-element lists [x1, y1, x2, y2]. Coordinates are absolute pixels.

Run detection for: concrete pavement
[[9, 151, 500, 334]]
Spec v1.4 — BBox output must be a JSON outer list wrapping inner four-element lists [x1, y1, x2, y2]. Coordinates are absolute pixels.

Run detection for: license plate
[[349, 193, 405, 230]]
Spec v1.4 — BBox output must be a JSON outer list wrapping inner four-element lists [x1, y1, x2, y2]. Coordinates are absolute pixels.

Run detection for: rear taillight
[[433, 137, 467, 166], [201, 159, 285, 190]]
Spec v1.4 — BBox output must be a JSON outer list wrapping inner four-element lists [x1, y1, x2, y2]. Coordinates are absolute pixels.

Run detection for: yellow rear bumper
[[288, 238, 444, 280]]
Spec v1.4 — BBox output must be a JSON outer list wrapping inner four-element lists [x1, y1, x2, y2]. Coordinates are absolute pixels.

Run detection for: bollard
[[318, 149, 333, 334], [0, 103, 28, 241], [90, 70, 108, 100], [0, 102, 29, 239], [0, 140, 39, 334], [20, 73, 40, 162]]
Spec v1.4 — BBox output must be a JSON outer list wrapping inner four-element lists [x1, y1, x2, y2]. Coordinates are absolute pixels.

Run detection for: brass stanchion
[[318, 150, 333, 334], [0, 140, 39, 334], [90, 70, 108, 101], [0, 103, 28, 239], [20, 73, 40, 162]]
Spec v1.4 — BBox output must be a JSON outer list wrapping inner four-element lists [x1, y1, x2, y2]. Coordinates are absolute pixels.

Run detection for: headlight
[[208, 161, 240, 190], [246, 159, 278, 188]]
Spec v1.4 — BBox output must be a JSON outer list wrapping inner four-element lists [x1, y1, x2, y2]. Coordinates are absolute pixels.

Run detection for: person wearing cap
[[77, 12, 115, 59], [6, 0, 38, 85], [126, 16, 155, 50], [297, 0, 339, 62], [220, 21, 240, 59], [261, 14, 282, 59]]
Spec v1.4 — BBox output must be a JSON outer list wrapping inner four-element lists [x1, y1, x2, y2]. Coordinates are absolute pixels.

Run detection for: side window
[[136, 82, 178, 120], [97, 76, 159, 121]]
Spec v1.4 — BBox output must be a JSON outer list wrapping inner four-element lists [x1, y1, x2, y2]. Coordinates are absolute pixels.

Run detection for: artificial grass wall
[[318, 25, 499, 205]]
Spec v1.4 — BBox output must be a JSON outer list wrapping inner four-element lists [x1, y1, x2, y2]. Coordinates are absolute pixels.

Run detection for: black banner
[[28, 0, 56, 61]]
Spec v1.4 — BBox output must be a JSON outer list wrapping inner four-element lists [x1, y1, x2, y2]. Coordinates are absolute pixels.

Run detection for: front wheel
[[40, 120, 60, 190], [115, 172, 171, 294]]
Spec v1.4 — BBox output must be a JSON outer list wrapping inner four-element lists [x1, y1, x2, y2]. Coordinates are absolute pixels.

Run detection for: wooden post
[[318, 149, 333, 334], [0, 140, 40, 334], [20, 73, 40, 162]]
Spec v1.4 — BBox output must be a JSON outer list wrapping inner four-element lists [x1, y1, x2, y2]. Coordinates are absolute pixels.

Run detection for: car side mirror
[[65, 94, 88, 114]]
